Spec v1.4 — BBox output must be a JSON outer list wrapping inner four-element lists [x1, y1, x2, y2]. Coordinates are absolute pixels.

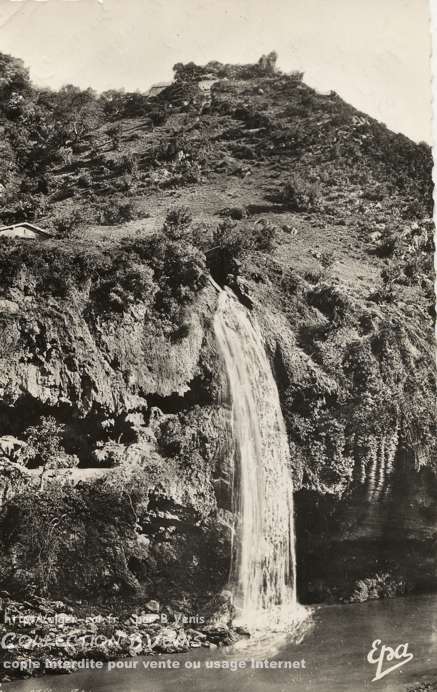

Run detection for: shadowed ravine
[[214, 288, 303, 631]]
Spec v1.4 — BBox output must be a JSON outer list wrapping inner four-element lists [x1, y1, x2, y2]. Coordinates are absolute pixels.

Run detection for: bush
[[253, 220, 276, 251], [349, 573, 406, 603], [280, 175, 320, 211], [212, 219, 247, 259], [51, 208, 85, 238], [280, 268, 301, 294], [0, 216, 208, 321], [145, 234, 207, 321], [290, 70, 304, 81], [221, 206, 247, 221], [0, 474, 153, 598], [107, 123, 122, 149], [24, 416, 78, 489], [207, 220, 248, 284], [104, 153, 138, 176], [150, 109, 167, 126], [306, 283, 353, 324], [319, 251, 335, 269], [234, 106, 271, 129], [78, 171, 92, 188], [95, 198, 137, 225], [171, 157, 202, 185], [373, 232, 398, 258], [0, 240, 108, 297], [163, 206, 193, 240], [0, 192, 48, 226], [119, 152, 138, 175], [173, 54, 280, 82], [91, 261, 157, 313], [304, 268, 322, 284]]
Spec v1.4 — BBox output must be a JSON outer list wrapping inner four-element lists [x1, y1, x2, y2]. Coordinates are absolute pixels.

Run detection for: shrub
[[0, 192, 47, 226], [104, 153, 138, 177], [212, 219, 247, 259], [122, 91, 150, 117], [234, 106, 271, 129], [280, 174, 320, 211], [306, 283, 353, 324], [95, 198, 137, 225], [253, 220, 276, 251], [369, 280, 395, 305], [91, 261, 157, 313], [150, 109, 167, 126], [24, 416, 77, 489], [119, 152, 138, 175], [349, 573, 406, 603], [163, 206, 193, 240], [107, 123, 122, 149], [319, 251, 335, 269], [280, 268, 301, 294], [51, 208, 85, 238], [304, 268, 322, 284], [207, 220, 248, 284], [5, 239, 119, 299], [77, 171, 92, 188], [146, 234, 207, 321], [171, 157, 202, 185], [298, 319, 330, 351], [1, 474, 153, 598], [290, 70, 304, 81], [373, 232, 398, 258]]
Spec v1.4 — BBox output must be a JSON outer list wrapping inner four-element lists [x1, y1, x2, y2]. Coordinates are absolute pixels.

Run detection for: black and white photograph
[[0, 1, 434, 690]]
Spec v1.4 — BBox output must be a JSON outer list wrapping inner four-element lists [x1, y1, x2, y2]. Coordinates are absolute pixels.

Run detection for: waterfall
[[214, 288, 301, 631]]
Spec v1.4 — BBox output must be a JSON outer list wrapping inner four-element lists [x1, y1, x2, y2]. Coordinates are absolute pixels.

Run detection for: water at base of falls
[[214, 288, 305, 633]]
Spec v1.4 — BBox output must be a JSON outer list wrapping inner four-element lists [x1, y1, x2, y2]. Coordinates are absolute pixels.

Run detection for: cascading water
[[214, 288, 302, 631]]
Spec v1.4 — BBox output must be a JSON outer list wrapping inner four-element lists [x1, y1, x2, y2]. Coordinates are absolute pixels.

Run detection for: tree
[[0, 435, 31, 507], [0, 138, 18, 188], [173, 61, 205, 83], [6, 101, 66, 173], [257, 51, 278, 75], [0, 53, 30, 110], [100, 88, 126, 118], [24, 416, 77, 489], [266, 50, 278, 73], [54, 85, 103, 145]]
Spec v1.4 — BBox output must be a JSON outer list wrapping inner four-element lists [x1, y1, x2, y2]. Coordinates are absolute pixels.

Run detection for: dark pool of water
[[8, 594, 437, 692]]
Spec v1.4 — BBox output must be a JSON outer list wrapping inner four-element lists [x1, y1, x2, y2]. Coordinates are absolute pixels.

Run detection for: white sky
[[0, 0, 432, 142]]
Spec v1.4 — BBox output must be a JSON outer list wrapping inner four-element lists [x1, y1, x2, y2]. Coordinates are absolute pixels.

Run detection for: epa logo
[[367, 639, 413, 682]]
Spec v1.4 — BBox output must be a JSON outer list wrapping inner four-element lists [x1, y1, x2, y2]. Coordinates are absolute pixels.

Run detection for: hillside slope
[[0, 54, 434, 605]]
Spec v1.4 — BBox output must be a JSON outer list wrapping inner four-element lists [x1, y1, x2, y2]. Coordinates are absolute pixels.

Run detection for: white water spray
[[214, 289, 302, 631]]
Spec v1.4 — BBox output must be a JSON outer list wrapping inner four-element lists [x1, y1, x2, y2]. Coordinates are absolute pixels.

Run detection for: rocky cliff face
[[0, 274, 236, 605], [249, 253, 436, 602], [0, 287, 211, 417], [0, 254, 434, 606], [295, 462, 437, 603]]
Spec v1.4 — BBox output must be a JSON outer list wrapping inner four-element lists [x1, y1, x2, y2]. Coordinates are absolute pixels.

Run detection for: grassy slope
[[39, 73, 432, 306]]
